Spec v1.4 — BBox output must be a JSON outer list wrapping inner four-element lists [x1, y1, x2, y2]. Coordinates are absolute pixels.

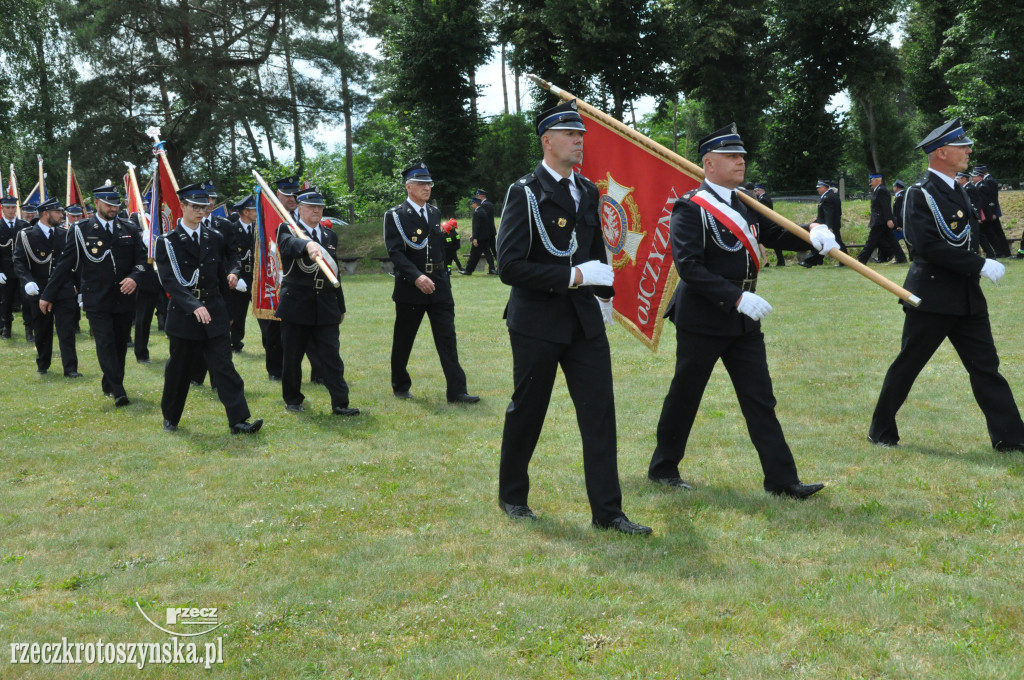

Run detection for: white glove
[[981, 259, 1005, 284], [809, 224, 839, 256], [77, 293, 83, 308], [575, 260, 614, 287], [234, 279, 248, 293], [598, 298, 614, 325], [24, 281, 39, 296], [736, 291, 773, 321], [0, 273, 6, 284]]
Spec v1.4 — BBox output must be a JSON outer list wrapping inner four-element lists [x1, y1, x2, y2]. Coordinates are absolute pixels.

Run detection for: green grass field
[[3, 255, 1024, 678]]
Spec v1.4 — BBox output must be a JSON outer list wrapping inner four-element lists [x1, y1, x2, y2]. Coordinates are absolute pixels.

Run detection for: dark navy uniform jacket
[[383, 201, 453, 306], [901, 171, 986, 315], [155, 222, 240, 340], [496, 163, 612, 344], [275, 222, 346, 325]]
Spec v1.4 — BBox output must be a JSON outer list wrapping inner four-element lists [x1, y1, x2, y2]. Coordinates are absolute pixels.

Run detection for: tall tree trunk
[[241, 117, 265, 163], [33, 33, 53, 145], [500, 43, 509, 116], [672, 98, 678, 153], [249, 51, 277, 165], [469, 68, 478, 120], [858, 95, 881, 172], [334, 0, 356, 223], [282, 14, 304, 173], [513, 66, 520, 115]]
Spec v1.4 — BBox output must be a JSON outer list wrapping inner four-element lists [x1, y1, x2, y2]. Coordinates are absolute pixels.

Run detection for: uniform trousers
[[858, 225, 906, 264], [227, 289, 251, 350], [869, 307, 1024, 446], [280, 321, 350, 408], [444, 249, 464, 271], [981, 218, 1011, 258], [498, 326, 623, 524], [258, 318, 283, 378], [162, 334, 251, 426], [463, 241, 496, 274], [391, 301, 467, 398], [86, 310, 134, 398], [31, 297, 78, 373], [0, 278, 15, 333], [134, 288, 164, 361], [649, 327, 801, 489]]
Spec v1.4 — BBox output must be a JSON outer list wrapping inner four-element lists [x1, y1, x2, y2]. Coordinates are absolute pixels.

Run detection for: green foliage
[[370, 0, 491, 210], [472, 113, 537, 209], [942, 1, 1024, 178]]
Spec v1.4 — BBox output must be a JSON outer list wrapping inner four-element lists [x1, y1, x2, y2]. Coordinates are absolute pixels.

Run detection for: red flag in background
[[253, 187, 283, 320], [579, 111, 699, 351], [154, 155, 182, 226], [67, 160, 84, 207]]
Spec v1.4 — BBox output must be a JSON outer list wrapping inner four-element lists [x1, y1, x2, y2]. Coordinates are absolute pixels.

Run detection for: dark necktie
[[558, 178, 573, 209], [420, 207, 427, 223], [310, 228, 320, 245], [192, 231, 200, 248]]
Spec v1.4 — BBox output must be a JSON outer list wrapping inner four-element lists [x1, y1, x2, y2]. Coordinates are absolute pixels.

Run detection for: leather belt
[[726, 278, 757, 293], [424, 262, 445, 274], [189, 287, 221, 299], [286, 277, 327, 290]]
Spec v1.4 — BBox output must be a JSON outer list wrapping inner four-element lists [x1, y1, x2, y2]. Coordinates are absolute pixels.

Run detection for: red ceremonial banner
[[252, 187, 283, 320], [579, 112, 699, 351]]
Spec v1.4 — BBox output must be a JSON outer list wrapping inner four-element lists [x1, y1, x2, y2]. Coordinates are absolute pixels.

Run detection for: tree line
[[0, 0, 1018, 222]]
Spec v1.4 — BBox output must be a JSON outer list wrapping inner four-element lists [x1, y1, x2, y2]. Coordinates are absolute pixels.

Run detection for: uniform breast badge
[[557, 217, 567, 228], [91, 248, 98, 254], [597, 173, 645, 270]]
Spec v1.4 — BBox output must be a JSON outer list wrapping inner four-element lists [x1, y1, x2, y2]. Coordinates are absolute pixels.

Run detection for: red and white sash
[[690, 189, 762, 271]]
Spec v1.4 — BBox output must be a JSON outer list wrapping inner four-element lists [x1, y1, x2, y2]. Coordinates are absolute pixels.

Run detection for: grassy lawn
[[2, 257, 1024, 678]]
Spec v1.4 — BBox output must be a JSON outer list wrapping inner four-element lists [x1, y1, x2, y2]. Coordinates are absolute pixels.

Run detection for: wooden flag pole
[[145, 126, 180, 194], [251, 169, 340, 288], [10, 164, 21, 219], [37, 154, 45, 205], [527, 74, 921, 307]]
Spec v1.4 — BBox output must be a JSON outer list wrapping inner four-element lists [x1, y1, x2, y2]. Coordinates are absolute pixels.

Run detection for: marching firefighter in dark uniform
[[868, 119, 1024, 451], [226, 195, 256, 353], [858, 173, 906, 264], [41, 185, 147, 407], [383, 163, 478, 403], [13, 197, 79, 376], [128, 198, 165, 364], [275, 188, 360, 416], [801, 179, 846, 267], [647, 123, 827, 499], [154, 183, 261, 434], [495, 100, 651, 535], [0, 195, 30, 339]]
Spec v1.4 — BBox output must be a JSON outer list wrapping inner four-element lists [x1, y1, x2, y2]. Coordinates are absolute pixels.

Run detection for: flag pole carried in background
[[526, 74, 921, 311], [37, 155, 46, 204], [66, 152, 85, 207], [251, 169, 339, 288], [9, 164, 21, 219], [123, 161, 154, 261]]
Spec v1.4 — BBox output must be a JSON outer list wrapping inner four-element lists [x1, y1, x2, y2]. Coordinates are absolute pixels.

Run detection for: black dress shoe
[[648, 475, 693, 489], [447, 393, 480, 404], [593, 516, 653, 535], [459, 270, 472, 276], [114, 395, 131, 407], [26, 330, 34, 342], [37, 368, 47, 375], [498, 499, 537, 520], [994, 441, 1024, 453], [0, 330, 10, 339], [230, 419, 264, 434], [64, 371, 83, 378], [310, 376, 325, 385], [268, 374, 282, 382], [867, 434, 899, 448], [285, 403, 305, 413], [394, 390, 413, 400], [163, 420, 177, 432], [136, 357, 152, 364], [767, 482, 824, 499], [190, 380, 204, 387], [332, 406, 360, 416]]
